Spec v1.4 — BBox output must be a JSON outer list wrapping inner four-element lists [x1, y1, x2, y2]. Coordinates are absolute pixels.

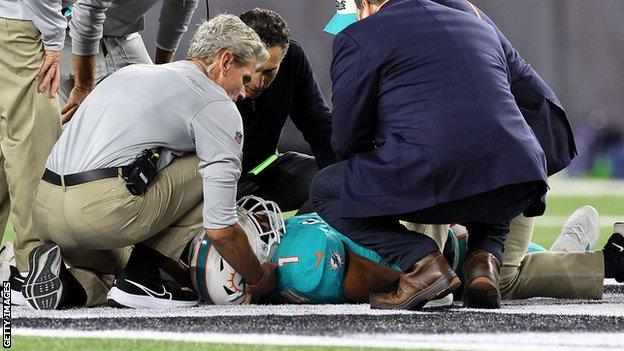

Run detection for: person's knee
[[309, 162, 342, 207]]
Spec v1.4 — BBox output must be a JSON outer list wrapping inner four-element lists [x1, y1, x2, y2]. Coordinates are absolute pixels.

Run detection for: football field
[[7, 177, 624, 350]]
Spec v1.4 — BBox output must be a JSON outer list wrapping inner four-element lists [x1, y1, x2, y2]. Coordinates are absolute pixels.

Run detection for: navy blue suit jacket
[[331, 0, 548, 217], [434, 0, 577, 176]]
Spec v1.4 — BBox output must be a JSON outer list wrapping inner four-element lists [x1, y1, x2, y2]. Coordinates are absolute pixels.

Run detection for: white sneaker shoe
[[0, 243, 15, 283], [423, 293, 453, 308], [550, 205, 600, 252]]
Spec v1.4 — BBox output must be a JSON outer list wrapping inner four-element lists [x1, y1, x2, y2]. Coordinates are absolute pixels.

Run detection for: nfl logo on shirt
[[234, 131, 243, 145]]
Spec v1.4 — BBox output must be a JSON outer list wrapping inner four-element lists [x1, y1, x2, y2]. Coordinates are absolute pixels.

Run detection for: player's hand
[[245, 262, 277, 303], [37, 50, 61, 98], [61, 85, 91, 124]]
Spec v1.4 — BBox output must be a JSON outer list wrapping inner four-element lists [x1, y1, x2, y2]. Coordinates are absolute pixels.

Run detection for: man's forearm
[[72, 54, 97, 90], [206, 224, 264, 285]]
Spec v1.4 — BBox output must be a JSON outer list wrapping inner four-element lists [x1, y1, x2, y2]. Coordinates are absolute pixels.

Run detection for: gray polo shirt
[[69, 0, 198, 56], [47, 61, 243, 230], [0, 0, 66, 50]]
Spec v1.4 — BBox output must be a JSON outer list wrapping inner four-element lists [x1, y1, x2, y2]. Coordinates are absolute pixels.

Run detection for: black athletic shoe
[[605, 222, 624, 282], [107, 268, 198, 309], [21, 243, 65, 310]]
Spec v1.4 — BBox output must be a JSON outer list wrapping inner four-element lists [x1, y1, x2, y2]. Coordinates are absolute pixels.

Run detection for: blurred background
[[141, 0, 624, 180]]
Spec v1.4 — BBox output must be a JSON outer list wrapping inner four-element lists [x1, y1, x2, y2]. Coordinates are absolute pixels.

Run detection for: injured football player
[[162, 196, 622, 307]]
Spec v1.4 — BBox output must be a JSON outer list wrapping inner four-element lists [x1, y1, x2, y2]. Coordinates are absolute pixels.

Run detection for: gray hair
[[187, 14, 269, 67]]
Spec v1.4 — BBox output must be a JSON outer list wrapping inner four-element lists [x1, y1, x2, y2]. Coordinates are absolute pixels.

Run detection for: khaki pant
[[33, 154, 203, 306], [0, 18, 62, 271], [499, 215, 603, 299], [406, 216, 604, 300]]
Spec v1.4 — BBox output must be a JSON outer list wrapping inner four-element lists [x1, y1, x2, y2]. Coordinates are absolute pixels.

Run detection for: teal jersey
[[273, 213, 397, 304], [526, 242, 548, 254]]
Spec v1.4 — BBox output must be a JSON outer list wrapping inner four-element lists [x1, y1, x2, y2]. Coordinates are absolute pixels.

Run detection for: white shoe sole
[[107, 286, 199, 309], [21, 243, 64, 310], [423, 293, 453, 308], [11, 288, 27, 306]]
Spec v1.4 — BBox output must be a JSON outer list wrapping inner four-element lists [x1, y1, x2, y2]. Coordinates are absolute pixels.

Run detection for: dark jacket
[[331, 0, 548, 217], [435, 0, 577, 175], [236, 40, 337, 173]]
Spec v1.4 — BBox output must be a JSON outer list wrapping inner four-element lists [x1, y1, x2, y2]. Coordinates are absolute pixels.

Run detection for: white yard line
[[12, 304, 417, 319], [536, 215, 621, 227], [12, 296, 624, 319], [13, 329, 624, 351], [12, 281, 624, 319], [548, 178, 624, 197]]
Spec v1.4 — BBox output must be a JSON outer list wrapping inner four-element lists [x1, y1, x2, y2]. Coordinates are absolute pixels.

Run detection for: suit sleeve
[[288, 43, 337, 169], [477, 5, 578, 175], [330, 32, 378, 161], [156, 0, 199, 52]]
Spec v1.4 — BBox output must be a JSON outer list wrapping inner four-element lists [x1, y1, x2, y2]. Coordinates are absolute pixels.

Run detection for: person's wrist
[[73, 82, 94, 92], [247, 267, 267, 288]]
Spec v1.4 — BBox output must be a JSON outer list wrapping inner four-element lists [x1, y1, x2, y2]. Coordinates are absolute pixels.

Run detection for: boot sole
[[371, 272, 461, 310], [21, 243, 64, 310], [463, 277, 501, 309]]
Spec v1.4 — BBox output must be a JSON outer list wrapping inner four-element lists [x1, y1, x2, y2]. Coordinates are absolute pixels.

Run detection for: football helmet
[[188, 196, 285, 304]]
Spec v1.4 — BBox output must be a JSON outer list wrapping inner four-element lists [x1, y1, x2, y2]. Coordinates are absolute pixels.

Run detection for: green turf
[[539, 196, 622, 216], [11, 336, 434, 351]]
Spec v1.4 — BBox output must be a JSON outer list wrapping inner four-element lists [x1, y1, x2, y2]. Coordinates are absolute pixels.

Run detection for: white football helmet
[[188, 196, 285, 304]]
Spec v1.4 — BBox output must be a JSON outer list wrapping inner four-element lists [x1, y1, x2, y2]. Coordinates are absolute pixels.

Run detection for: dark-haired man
[[236, 8, 336, 212]]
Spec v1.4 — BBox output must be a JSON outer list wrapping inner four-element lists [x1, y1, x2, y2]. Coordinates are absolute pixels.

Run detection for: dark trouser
[[238, 152, 319, 211], [310, 161, 544, 272]]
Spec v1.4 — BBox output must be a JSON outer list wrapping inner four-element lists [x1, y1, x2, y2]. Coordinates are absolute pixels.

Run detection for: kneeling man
[[313, 0, 548, 310], [22, 15, 275, 310]]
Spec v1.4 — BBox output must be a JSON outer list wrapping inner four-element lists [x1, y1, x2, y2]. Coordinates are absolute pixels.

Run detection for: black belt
[[43, 168, 128, 187]]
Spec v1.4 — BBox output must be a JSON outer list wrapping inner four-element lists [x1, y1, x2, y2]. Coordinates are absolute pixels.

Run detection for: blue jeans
[[310, 161, 542, 271]]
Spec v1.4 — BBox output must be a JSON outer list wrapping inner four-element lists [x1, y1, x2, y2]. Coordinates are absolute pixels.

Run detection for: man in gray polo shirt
[[23, 15, 273, 310], [59, 0, 199, 123]]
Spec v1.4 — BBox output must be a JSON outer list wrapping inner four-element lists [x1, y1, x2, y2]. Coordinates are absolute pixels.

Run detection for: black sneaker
[[605, 222, 624, 282], [21, 243, 65, 310], [9, 266, 27, 306], [107, 268, 198, 309]]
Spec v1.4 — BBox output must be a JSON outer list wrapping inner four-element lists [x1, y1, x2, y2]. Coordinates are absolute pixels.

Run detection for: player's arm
[[342, 249, 401, 303], [155, 0, 199, 64], [330, 32, 377, 160], [288, 42, 337, 169], [62, 0, 112, 123]]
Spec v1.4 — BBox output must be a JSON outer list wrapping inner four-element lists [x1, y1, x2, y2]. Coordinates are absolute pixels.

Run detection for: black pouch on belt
[[124, 148, 161, 196]]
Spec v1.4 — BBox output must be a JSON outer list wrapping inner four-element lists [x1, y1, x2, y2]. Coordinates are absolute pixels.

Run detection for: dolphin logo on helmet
[[188, 196, 285, 304]]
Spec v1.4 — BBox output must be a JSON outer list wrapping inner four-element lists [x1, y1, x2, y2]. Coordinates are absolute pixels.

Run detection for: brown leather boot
[[462, 249, 502, 309], [370, 251, 461, 310]]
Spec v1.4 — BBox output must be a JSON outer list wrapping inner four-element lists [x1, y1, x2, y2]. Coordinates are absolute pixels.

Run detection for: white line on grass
[[537, 216, 621, 227], [12, 281, 624, 319], [13, 329, 624, 351], [548, 178, 624, 197]]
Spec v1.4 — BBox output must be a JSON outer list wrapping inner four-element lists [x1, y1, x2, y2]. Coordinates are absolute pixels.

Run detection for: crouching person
[[23, 15, 276, 310]]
